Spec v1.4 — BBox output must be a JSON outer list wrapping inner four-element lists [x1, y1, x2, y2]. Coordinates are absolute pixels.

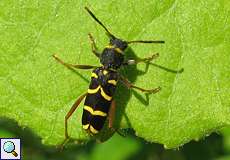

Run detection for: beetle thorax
[[100, 48, 124, 69], [100, 38, 127, 69]]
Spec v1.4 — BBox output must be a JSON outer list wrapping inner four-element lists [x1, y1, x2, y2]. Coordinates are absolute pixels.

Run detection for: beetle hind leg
[[58, 92, 87, 150], [108, 100, 126, 137]]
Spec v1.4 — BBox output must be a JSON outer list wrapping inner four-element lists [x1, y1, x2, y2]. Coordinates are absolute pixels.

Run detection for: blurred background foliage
[[0, 118, 229, 160]]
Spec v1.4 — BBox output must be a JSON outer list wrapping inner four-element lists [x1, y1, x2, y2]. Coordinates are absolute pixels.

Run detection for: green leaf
[[79, 134, 140, 160], [221, 127, 230, 153], [215, 155, 230, 160], [0, 128, 15, 138], [0, 0, 229, 148]]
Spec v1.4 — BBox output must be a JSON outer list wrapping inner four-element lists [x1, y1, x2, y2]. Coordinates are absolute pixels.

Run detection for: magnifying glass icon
[[3, 141, 18, 157]]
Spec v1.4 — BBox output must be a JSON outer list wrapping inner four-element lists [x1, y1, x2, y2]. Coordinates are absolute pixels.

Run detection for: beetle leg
[[123, 53, 159, 65], [108, 100, 116, 129], [88, 33, 101, 58], [53, 54, 98, 70], [108, 100, 125, 137], [60, 92, 87, 149], [119, 75, 161, 94]]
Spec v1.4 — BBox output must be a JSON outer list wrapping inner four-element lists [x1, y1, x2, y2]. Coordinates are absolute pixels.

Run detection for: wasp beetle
[[53, 6, 173, 146]]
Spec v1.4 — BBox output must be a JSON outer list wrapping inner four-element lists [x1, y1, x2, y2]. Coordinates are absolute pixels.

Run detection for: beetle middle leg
[[123, 53, 159, 65], [53, 54, 98, 70], [120, 75, 161, 94]]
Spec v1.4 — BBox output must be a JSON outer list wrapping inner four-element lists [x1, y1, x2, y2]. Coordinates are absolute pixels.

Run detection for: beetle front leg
[[88, 33, 101, 58]]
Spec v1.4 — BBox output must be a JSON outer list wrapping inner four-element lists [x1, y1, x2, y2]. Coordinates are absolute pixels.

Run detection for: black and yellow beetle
[[53, 7, 167, 145]]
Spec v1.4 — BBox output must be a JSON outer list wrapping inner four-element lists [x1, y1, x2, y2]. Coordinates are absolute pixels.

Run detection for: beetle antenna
[[85, 7, 116, 39], [127, 40, 165, 44]]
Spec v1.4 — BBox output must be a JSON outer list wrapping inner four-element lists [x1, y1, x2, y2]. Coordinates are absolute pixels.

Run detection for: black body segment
[[82, 67, 118, 134], [100, 45, 125, 69]]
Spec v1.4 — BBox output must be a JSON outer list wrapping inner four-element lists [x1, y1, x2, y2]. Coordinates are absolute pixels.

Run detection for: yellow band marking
[[90, 125, 99, 134], [91, 72, 98, 78], [115, 48, 123, 54], [84, 105, 94, 114], [108, 80, 117, 86], [100, 87, 112, 101], [88, 85, 100, 94], [103, 70, 108, 75], [94, 110, 107, 116], [84, 106, 107, 117], [105, 45, 123, 54], [105, 45, 114, 49], [82, 124, 89, 129], [88, 85, 112, 101]]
